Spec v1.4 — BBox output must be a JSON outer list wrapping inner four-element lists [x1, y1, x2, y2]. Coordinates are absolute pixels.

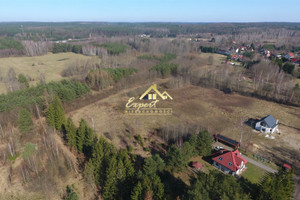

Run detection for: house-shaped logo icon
[[125, 83, 173, 115], [139, 84, 173, 101]]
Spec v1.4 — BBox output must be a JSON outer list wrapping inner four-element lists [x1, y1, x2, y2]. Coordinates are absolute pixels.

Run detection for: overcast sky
[[0, 0, 299, 22]]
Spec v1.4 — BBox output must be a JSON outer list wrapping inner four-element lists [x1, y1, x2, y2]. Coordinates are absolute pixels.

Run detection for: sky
[[0, 0, 299, 22]]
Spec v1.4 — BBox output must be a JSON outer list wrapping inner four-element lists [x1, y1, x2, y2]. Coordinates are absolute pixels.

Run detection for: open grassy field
[[68, 83, 300, 167], [0, 52, 93, 94]]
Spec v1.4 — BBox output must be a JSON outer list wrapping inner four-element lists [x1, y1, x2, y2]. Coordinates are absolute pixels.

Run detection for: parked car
[[215, 146, 224, 150]]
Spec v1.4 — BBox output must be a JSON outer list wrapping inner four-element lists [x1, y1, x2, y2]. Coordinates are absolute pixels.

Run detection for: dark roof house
[[255, 115, 279, 134], [261, 115, 277, 128]]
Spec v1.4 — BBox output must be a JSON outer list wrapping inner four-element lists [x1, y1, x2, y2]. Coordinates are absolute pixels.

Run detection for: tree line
[[52, 43, 82, 54], [0, 79, 90, 112], [86, 67, 138, 90]]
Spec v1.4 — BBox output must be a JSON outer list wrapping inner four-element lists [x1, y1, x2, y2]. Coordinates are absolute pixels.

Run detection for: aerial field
[[68, 83, 300, 166], [0, 52, 93, 94]]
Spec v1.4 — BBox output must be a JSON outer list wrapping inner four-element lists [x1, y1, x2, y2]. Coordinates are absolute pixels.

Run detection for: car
[[215, 146, 224, 150]]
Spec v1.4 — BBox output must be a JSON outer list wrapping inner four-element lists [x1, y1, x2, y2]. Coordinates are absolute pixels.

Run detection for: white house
[[255, 115, 279, 134]]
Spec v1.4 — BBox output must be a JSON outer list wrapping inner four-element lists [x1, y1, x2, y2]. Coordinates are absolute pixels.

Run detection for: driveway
[[241, 155, 278, 173], [294, 175, 300, 200]]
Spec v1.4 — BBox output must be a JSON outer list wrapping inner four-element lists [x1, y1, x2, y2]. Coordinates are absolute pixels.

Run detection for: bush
[[150, 63, 178, 78], [53, 43, 82, 54], [72, 45, 82, 54], [157, 53, 177, 62], [64, 185, 79, 200], [52, 43, 72, 53], [282, 62, 295, 74], [0, 37, 24, 50], [22, 143, 38, 160], [103, 68, 138, 82], [136, 134, 144, 147], [199, 46, 218, 53], [18, 74, 29, 88], [100, 43, 127, 55], [137, 54, 155, 60], [17, 108, 33, 134]]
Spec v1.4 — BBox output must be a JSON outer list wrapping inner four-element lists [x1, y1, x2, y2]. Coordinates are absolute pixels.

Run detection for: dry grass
[[68, 84, 300, 166], [0, 52, 92, 94]]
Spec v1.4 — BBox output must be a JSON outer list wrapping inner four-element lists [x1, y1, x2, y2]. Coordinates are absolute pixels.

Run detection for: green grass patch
[[8, 153, 20, 161], [242, 162, 267, 184]]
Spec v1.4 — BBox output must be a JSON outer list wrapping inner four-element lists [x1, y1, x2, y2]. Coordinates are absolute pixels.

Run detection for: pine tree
[[166, 145, 188, 172], [258, 169, 295, 200], [102, 156, 118, 200], [46, 104, 55, 128], [116, 157, 126, 181], [76, 119, 86, 153], [91, 140, 105, 186], [65, 118, 77, 148], [83, 125, 94, 158], [195, 130, 212, 156], [151, 174, 165, 200], [83, 161, 95, 185], [17, 108, 33, 134], [53, 95, 66, 131], [143, 157, 157, 175], [131, 182, 143, 200], [46, 95, 66, 131], [152, 154, 165, 173]]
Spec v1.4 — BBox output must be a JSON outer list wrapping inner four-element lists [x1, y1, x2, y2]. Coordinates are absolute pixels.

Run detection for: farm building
[[212, 149, 248, 176], [255, 115, 279, 134], [214, 134, 240, 149]]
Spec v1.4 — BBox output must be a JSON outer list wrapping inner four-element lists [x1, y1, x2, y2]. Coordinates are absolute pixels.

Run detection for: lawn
[[242, 162, 267, 184]]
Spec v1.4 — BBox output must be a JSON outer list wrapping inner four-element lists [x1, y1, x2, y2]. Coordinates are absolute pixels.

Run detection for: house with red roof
[[212, 149, 248, 176], [285, 53, 294, 60]]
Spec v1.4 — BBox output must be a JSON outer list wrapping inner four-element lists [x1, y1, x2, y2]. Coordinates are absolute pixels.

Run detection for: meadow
[[0, 52, 92, 94]]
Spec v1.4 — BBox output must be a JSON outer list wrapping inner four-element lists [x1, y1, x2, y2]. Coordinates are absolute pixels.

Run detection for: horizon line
[[0, 21, 300, 24]]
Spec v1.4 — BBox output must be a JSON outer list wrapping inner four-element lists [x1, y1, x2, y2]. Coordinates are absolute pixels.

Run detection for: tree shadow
[[161, 170, 187, 199], [244, 118, 259, 129], [239, 176, 260, 199]]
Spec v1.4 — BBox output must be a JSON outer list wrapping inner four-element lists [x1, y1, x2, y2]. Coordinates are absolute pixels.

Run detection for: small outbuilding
[[192, 162, 202, 170], [214, 134, 240, 149], [255, 115, 279, 134], [283, 163, 291, 171]]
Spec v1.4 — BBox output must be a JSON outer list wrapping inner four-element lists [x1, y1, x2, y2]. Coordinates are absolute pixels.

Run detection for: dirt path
[[242, 155, 278, 173]]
